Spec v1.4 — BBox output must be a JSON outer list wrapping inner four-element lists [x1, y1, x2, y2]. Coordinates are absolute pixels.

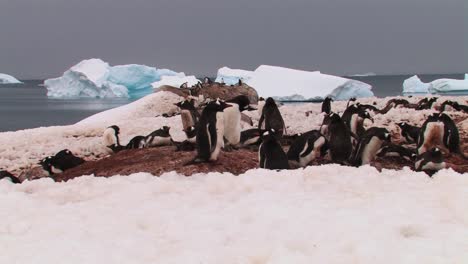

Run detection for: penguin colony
[[2, 78, 468, 183]]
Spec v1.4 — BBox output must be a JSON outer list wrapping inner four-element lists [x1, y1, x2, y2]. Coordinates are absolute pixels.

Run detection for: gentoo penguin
[[441, 100, 468, 113], [327, 113, 353, 164], [321, 97, 333, 114], [258, 129, 289, 170], [175, 99, 200, 131], [125, 136, 147, 149], [379, 98, 410, 114], [203, 77, 213, 85], [0, 170, 21, 184], [194, 99, 232, 162], [415, 148, 446, 176], [351, 127, 391, 166], [341, 104, 373, 139], [258, 97, 286, 137], [346, 97, 357, 108], [179, 82, 188, 89], [287, 130, 328, 167], [39, 149, 85, 176], [238, 79, 243, 86], [397, 122, 420, 144], [356, 103, 380, 114], [257, 97, 265, 116], [417, 113, 466, 158], [416, 97, 437, 110], [376, 143, 416, 161], [145, 126, 172, 147], [240, 128, 263, 147], [223, 95, 253, 146], [103, 125, 121, 150]]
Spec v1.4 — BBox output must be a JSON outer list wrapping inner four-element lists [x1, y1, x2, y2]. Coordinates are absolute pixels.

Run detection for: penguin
[[179, 82, 188, 89], [103, 125, 121, 149], [341, 104, 373, 139], [184, 126, 197, 143], [376, 143, 416, 161], [0, 170, 21, 184], [258, 97, 286, 137], [441, 100, 468, 113], [397, 122, 420, 144], [145, 126, 172, 147], [438, 113, 467, 158], [257, 97, 265, 116], [175, 99, 200, 131], [416, 97, 437, 110], [415, 148, 446, 176], [203, 77, 213, 85], [321, 97, 333, 114], [39, 149, 85, 176], [378, 98, 410, 114], [125, 136, 147, 149], [287, 130, 328, 167], [351, 127, 391, 166], [346, 97, 357, 108], [194, 99, 232, 162], [238, 79, 243, 86], [223, 95, 253, 146], [327, 113, 353, 164], [356, 103, 380, 114], [258, 129, 289, 170], [240, 128, 263, 147]]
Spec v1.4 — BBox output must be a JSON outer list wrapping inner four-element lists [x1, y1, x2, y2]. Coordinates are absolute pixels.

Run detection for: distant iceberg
[[0, 73, 22, 84], [246, 65, 373, 101], [215, 67, 254, 85], [44, 59, 181, 98], [151, 75, 200, 89], [350, 72, 377, 77], [403, 75, 468, 96]]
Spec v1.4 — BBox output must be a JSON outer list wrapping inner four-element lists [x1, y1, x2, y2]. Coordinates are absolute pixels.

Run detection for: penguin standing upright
[[223, 95, 253, 146], [351, 127, 391, 166], [258, 129, 289, 170], [341, 104, 373, 139], [257, 97, 265, 116], [103, 125, 121, 149], [258, 97, 286, 137], [287, 130, 328, 167], [327, 113, 353, 164], [194, 99, 232, 162], [321, 97, 333, 114], [376, 143, 416, 161], [175, 99, 200, 133]]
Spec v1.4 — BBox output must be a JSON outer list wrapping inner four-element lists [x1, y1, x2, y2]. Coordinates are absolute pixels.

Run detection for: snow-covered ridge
[[215, 66, 254, 85], [403, 74, 468, 95], [0, 73, 22, 84], [0, 167, 467, 262], [44, 59, 182, 98]]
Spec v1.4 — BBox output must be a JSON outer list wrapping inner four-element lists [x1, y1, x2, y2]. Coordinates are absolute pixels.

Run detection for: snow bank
[[215, 66, 254, 85], [44, 59, 181, 98], [151, 75, 200, 89], [0, 73, 22, 84], [247, 65, 373, 101], [403, 75, 468, 96], [1, 167, 467, 263]]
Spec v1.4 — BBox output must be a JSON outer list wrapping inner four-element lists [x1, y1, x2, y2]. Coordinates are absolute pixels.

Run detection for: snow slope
[[0, 73, 22, 84], [0, 167, 467, 263]]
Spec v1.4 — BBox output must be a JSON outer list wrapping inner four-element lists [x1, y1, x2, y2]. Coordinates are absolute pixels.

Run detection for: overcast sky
[[0, 0, 467, 79]]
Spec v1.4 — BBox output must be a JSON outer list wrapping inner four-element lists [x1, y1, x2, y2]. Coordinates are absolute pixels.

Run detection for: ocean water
[[0, 74, 464, 132]]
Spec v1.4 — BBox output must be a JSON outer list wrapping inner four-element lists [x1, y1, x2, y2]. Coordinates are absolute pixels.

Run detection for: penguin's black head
[[259, 97, 265, 102], [109, 125, 120, 134], [238, 79, 243, 86], [203, 77, 212, 84], [38, 156, 54, 172], [362, 111, 373, 122], [179, 82, 188, 89], [265, 97, 276, 106], [328, 112, 342, 123], [205, 99, 232, 112], [397, 122, 407, 129], [228, 95, 251, 111], [175, 99, 195, 110]]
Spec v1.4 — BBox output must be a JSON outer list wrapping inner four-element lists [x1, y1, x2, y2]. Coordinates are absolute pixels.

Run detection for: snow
[[247, 65, 374, 101], [151, 75, 200, 89], [215, 66, 254, 85], [1, 167, 468, 263], [403, 75, 468, 96], [0, 73, 22, 84], [44, 59, 181, 98]]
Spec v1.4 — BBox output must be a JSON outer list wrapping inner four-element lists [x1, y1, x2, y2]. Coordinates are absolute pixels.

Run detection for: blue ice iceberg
[[45, 59, 181, 98], [0, 73, 22, 84], [215, 67, 254, 85], [246, 65, 373, 101], [403, 75, 468, 96]]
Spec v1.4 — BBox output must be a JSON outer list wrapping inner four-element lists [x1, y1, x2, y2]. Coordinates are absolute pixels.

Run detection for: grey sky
[[1, 0, 467, 79]]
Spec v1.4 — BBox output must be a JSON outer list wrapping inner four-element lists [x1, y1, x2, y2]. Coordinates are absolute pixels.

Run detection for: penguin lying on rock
[[240, 128, 263, 147], [0, 170, 21, 184], [259, 129, 289, 170], [397, 122, 420, 144], [39, 149, 85, 176], [376, 143, 417, 161], [287, 130, 328, 167], [415, 147, 446, 176], [441, 100, 468, 113], [351, 127, 391, 166]]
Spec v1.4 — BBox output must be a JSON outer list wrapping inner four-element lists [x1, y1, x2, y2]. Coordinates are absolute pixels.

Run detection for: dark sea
[[0, 74, 464, 132]]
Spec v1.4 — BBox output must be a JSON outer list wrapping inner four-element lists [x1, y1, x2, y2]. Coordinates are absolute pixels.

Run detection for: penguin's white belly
[[181, 110, 194, 130], [420, 161, 446, 171], [243, 136, 260, 146], [299, 136, 326, 167], [51, 166, 63, 174], [210, 112, 225, 161], [103, 129, 117, 147], [146, 136, 171, 147], [223, 104, 241, 145], [361, 137, 383, 165], [419, 122, 444, 154]]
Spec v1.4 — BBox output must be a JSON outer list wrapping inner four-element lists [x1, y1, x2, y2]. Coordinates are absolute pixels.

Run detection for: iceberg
[[403, 75, 468, 96], [215, 67, 254, 85], [246, 65, 373, 101], [0, 73, 22, 84], [151, 75, 200, 89], [44, 59, 182, 98]]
